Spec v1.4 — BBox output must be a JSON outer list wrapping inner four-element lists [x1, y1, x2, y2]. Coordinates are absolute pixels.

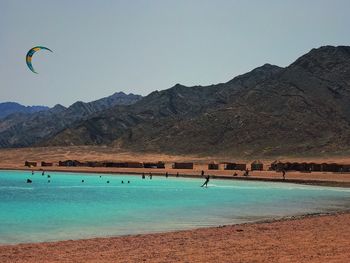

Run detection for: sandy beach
[[0, 212, 349, 263], [1, 147, 350, 262]]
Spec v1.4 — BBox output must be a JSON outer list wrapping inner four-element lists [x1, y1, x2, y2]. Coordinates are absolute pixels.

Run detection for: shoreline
[[2, 166, 350, 188], [1, 211, 349, 262], [1, 210, 349, 247]]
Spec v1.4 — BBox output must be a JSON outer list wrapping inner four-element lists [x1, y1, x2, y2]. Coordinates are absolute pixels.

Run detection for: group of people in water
[[27, 171, 132, 184], [27, 168, 287, 187], [27, 169, 212, 188]]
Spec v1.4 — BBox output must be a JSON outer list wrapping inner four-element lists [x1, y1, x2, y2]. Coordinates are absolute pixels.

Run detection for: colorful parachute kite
[[26, 46, 53, 74]]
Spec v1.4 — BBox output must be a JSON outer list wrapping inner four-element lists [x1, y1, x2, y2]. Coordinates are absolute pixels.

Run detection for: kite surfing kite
[[26, 46, 53, 74]]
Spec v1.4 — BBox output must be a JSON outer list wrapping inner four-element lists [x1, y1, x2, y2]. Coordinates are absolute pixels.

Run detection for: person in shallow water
[[165, 172, 168, 178], [201, 175, 210, 188], [142, 173, 145, 179], [149, 173, 152, 179]]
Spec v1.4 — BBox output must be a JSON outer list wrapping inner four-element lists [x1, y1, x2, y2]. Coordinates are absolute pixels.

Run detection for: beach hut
[[25, 161, 37, 167], [303, 162, 321, 172], [208, 163, 219, 170], [341, 164, 350, 172], [126, 162, 143, 168], [58, 160, 83, 167], [143, 162, 158, 168], [85, 161, 104, 167], [251, 160, 263, 171], [235, 163, 247, 171], [320, 163, 342, 172], [223, 162, 236, 170], [270, 161, 285, 171], [223, 163, 246, 171], [104, 162, 127, 168], [156, 162, 165, 169], [41, 161, 53, 167], [269, 160, 279, 171], [172, 162, 194, 169], [143, 162, 166, 169]]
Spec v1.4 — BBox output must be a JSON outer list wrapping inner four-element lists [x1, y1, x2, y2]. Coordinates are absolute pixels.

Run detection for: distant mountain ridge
[[1, 45, 350, 157], [0, 92, 142, 148], [0, 102, 49, 119]]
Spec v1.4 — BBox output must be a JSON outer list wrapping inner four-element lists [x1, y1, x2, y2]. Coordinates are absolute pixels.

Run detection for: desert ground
[[1, 146, 350, 262]]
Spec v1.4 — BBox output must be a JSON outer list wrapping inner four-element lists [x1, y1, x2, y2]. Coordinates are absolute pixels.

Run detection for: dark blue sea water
[[0, 170, 349, 244]]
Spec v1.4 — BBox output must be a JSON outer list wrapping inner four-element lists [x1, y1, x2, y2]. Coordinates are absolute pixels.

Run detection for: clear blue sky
[[1, 0, 349, 107]]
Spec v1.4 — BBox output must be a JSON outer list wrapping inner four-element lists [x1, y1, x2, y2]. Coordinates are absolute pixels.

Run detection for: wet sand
[[0, 212, 349, 263]]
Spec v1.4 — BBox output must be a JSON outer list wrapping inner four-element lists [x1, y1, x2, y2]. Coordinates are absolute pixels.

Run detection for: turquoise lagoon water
[[0, 170, 350, 244]]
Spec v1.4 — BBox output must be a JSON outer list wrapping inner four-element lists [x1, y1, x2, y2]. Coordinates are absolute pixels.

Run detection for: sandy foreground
[[0, 213, 349, 263]]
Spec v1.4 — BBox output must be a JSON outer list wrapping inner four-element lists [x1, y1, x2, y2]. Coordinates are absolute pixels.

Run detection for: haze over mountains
[[1, 46, 350, 157]]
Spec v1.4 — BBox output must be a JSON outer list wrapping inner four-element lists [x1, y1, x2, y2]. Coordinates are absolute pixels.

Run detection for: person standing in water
[[165, 172, 168, 178], [201, 175, 210, 188], [149, 173, 152, 179], [142, 173, 145, 179]]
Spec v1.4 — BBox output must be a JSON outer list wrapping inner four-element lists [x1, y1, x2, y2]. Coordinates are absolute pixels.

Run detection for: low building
[[235, 163, 247, 171], [126, 162, 143, 168], [156, 162, 165, 169], [41, 161, 53, 167], [251, 161, 263, 171], [143, 162, 165, 169], [172, 162, 194, 169], [223, 163, 246, 171], [143, 162, 158, 168], [321, 163, 342, 172], [269, 161, 284, 171], [58, 160, 83, 167], [223, 162, 236, 170], [25, 161, 37, 167], [104, 162, 127, 168], [208, 163, 219, 170], [85, 161, 104, 167]]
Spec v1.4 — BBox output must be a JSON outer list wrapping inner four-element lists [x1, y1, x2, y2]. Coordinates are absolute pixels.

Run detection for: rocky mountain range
[[1, 45, 350, 157], [0, 102, 49, 119], [0, 92, 142, 148]]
